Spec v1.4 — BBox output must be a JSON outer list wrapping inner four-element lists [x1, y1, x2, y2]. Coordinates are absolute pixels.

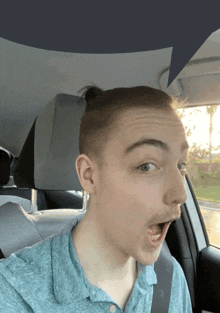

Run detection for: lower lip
[[146, 222, 171, 247]]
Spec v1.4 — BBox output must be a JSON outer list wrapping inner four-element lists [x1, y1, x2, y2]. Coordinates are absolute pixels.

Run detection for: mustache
[[147, 206, 181, 227]]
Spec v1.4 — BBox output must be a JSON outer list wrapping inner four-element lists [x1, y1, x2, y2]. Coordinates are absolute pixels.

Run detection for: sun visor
[[160, 59, 220, 106], [14, 94, 85, 191]]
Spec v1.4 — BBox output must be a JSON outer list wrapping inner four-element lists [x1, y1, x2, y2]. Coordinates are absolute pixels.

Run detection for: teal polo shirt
[[0, 217, 192, 313]]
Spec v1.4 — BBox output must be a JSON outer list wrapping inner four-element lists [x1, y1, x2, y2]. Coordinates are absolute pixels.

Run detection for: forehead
[[106, 107, 187, 155]]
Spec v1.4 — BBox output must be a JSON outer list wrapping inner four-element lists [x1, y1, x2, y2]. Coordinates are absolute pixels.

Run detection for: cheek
[[98, 170, 164, 224], [122, 172, 164, 205]]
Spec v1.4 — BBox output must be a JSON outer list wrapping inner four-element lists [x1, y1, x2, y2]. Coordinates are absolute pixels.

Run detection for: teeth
[[151, 233, 161, 241]]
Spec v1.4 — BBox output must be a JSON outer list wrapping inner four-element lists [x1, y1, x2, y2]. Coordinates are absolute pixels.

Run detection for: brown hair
[[79, 86, 175, 163]]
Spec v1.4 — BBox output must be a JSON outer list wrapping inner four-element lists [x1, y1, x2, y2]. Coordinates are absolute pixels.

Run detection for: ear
[[75, 154, 96, 194]]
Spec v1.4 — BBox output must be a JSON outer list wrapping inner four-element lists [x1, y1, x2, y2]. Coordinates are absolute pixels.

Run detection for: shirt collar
[[137, 262, 157, 288]]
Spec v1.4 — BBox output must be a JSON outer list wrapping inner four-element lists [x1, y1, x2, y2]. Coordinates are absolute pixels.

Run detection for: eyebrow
[[124, 138, 189, 155]]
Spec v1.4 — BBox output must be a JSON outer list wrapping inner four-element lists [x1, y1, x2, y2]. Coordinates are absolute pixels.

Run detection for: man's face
[[92, 107, 189, 265]]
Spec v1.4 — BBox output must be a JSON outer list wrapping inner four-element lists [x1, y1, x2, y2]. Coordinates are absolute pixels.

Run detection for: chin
[[136, 243, 162, 266]]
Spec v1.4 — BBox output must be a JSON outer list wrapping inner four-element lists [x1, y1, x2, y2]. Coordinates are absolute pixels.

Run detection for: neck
[[71, 209, 137, 284]]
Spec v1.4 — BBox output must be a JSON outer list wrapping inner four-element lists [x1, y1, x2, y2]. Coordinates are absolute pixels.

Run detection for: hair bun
[[85, 86, 103, 105]]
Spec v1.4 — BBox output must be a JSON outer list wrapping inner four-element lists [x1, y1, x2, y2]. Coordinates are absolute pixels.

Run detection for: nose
[[163, 168, 188, 206]]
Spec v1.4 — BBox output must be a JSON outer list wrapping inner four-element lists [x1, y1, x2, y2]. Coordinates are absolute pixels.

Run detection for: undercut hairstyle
[[79, 86, 178, 164]]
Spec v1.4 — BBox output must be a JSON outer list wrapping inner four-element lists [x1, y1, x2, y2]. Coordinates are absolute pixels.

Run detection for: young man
[[0, 86, 192, 312]]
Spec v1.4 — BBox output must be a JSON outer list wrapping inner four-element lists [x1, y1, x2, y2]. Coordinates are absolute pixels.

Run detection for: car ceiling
[[0, 29, 220, 157]]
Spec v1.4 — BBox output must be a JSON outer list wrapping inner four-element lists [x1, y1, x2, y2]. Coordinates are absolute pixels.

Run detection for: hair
[[79, 85, 179, 164]]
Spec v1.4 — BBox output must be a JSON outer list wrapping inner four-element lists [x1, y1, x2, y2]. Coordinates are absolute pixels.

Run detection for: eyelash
[[137, 162, 188, 174], [137, 163, 157, 172]]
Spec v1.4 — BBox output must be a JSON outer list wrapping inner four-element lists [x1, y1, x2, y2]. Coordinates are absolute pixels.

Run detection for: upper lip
[[160, 215, 180, 225]]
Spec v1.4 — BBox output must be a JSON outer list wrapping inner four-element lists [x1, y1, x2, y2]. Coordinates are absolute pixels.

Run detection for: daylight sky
[[179, 105, 220, 153]]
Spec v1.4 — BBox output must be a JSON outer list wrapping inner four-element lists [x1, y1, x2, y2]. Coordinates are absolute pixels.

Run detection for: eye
[[137, 163, 156, 172], [178, 162, 187, 173]]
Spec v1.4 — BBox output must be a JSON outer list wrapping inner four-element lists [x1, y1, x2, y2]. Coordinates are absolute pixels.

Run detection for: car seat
[[0, 148, 32, 211], [0, 148, 49, 212], [0, 94, 86, 258]]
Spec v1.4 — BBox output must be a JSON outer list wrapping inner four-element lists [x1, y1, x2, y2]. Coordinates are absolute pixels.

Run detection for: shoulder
[[0, 224, 71, 268], [0, 272, 29, 312], [0, 231, 55, 290], [0, 226, 72, 311], [168, 257, 193, 313], [0, 232, 53, 272]]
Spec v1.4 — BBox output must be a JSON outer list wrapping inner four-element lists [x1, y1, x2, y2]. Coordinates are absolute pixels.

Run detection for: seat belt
[[151, 241, 174, 313]]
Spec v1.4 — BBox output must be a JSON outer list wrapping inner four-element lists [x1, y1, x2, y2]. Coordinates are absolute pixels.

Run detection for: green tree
[[186, 143, 209, 186], [187, 143, 209, 163]]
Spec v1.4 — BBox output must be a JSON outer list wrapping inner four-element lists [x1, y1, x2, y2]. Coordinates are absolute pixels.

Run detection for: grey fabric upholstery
[[34, 94, 85, 190], [0, 196, 32, 213], [0, 94, 87, 257], [14, 94, 85, 191], [0, 202, 85, 258]]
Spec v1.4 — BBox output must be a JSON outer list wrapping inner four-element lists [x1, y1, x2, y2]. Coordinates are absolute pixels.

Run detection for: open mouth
[[148, 221, 169, 235], [146, 219, 177, 246], [158, 222, 169, 232]]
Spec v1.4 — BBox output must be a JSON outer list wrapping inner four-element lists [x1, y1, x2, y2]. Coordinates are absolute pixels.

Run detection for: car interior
[[0, 29, 220, 312]]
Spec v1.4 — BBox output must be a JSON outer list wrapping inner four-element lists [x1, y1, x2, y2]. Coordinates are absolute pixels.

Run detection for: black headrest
[[0, 149, 13, 186]]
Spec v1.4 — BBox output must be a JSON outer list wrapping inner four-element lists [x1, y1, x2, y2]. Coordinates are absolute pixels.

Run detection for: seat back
[[0, 94, 86, 258], [0, 148, 33, 210], [0, 201, 85, 258], [0, 195, 31, 213]]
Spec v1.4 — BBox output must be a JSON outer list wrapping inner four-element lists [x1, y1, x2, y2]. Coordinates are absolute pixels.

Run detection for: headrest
[[14, 94, 85, 191], [0, 148, 13, 186]]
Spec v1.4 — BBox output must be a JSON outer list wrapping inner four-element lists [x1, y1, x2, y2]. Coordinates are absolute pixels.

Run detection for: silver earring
[[82, 190, 90, 211]]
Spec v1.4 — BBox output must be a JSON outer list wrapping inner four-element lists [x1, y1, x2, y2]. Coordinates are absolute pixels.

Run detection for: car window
[[177, 105, 220, 248]]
